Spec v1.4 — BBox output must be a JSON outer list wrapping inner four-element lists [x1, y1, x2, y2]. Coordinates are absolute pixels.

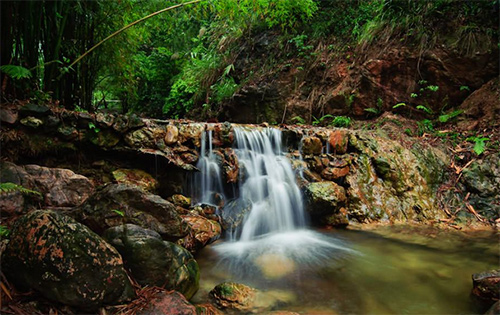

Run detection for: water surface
[[192, 226, 498, 314]]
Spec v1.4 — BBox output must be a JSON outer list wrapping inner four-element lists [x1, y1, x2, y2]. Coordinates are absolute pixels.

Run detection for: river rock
[[112, 168, 158, 192], [124, 127, 165, 148], [88, 129, 121, 148], [0, 107, 18, 124], [223, 148, 239, 183], [471, 270, 500, 305], [195, 303, 223, 315], [2, 210, 134, 310], [210, 282, 257, 311], [178, 214, 221, 253], [137, 291, 197, 315], [165, 125, 179, 145], [301, 136, 322, 155], [104, 224, 200, 300], [305, 181, 346, 213], [178, 123, 204, 147], [75, 184, 188, 239], [220, 198, 252, 231], [20, 116, 43, 128], [170, 194, 192, 208], [18, 103, 51, 117], [328, 130, 348, 154], [0, 162, 94, 212]]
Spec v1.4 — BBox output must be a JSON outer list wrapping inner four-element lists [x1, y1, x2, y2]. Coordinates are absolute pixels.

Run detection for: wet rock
[[124, 127, 165, 148], [472, 270, 500, 305], [96, 112, 115, 128], [2, 210, 134, 310], [76, 184, 188, 240], [104, 224, 200, 299], [328, 130, 348, 154], [137, 291, 197, 315], [305, 181, 347, 224], [178, 215, 221, 253], [485, 301, 500, 315], [0, 107, 18, 124], [321, 166, 350, 181], [23, 164, 94, 208], [195, 303, 223, 315], [346, 131, 445, 223], [223, 148, 239, 183], [210, 282, 257, 311], [19, 103, 51, 117], [178, 123, 205, 147], [181, 152, 199, 164], [220, 198, 252, 231], [88, 129, 121, 148], [0, 162, 94, 210], [170, 194, 192, 208], [165, 125, 179, 145], [20, 116, 43, 128], [301, 136, 322, 155], [112, 168, 158, 193], [57, 125, 79, 140]]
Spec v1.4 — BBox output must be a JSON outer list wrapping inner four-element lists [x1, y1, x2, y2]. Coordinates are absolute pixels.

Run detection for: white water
[[194, 126, 355, 272]]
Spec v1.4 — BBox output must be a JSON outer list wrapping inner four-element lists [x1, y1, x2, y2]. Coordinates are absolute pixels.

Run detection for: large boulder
[[137, 291, 197, 315], [305, 181, 347, 226], [0, 162, 94, 215], [220, 198, 252, 231], [75, 184, 188, 240], [104, 224, 200, 300], [2, 210, 134, 310]]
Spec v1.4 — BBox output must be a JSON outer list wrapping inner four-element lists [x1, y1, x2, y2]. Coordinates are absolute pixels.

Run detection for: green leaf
[[416, 105, 433, 115], [112, 209, 125, 217], [364, 107, 380, 114], [393, 102, 406, 109], [0, 182, 41, 196], [0, 65, 32, 80]]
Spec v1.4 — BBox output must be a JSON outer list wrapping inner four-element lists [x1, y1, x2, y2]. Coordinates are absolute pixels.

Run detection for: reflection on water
[[192, 226, 499, 314]]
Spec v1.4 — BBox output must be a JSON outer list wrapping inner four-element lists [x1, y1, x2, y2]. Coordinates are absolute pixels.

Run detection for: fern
[[0, 225, 10, 238], [364, 107, 380, 115], [291, 116, 306, 125], [416, 105, 434, 115], [0, 65, 32, 80], [438, 110, 463, 123], [330, 116, 352, 128], [0, 182, 41, 196], [393, 102, 406, 109], [466, 136, 489, 155]]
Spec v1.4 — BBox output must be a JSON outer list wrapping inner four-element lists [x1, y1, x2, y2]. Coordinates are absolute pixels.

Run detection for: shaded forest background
[[1, 0, 498, 121]]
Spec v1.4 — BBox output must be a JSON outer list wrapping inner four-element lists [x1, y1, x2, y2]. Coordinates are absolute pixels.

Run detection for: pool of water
[[192, 225, 499, 314]]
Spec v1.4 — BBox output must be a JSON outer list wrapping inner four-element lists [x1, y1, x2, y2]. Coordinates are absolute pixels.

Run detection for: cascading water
[[232, 127, 305, 240], [193, 125, 355, 277]]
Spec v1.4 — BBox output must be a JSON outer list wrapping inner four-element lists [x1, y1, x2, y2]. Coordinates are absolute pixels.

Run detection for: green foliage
[[460, 85, 470, 91], [112, 209, 125, 217], [393, 102, 406, 109], [364, 107, 380, 115], [404, 128, 412, 136], [0, 65, 32, 79], [88, 122, 100, 133], [410, 93, 418, 98], [466, 136, 489, 155], [289, 34, 314, 57], [426, 85, 439, 92], [417, 119, 434, 136], [0, 225, 10, 238], [291, 116, 306, 125], [0, 182, 41, 196], [312, 114, 334, 126], [438, 110, 463, 123], [416, 105, 434, 115], [330, 116, 352, 128]]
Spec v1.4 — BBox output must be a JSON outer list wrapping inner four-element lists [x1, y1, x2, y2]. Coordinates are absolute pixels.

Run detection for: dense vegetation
[[1, 0, 497, 118]]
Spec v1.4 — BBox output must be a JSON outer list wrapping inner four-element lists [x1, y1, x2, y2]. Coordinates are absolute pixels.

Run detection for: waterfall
[[233, 127, 306, 240], [193, 125, 355, 275]]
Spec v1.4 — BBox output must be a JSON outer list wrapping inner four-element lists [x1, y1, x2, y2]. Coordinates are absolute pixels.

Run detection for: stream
[[193, 226, 498, 314]]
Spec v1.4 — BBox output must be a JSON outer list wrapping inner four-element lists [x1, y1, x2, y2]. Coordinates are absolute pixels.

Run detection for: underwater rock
[[76, 184, 188, 240], [210, 282, 257, 311], [104, 224, 200, 300], [137, 291, 197, 315], [112, 168, 158, 192], [2, 210, 134, 310]]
